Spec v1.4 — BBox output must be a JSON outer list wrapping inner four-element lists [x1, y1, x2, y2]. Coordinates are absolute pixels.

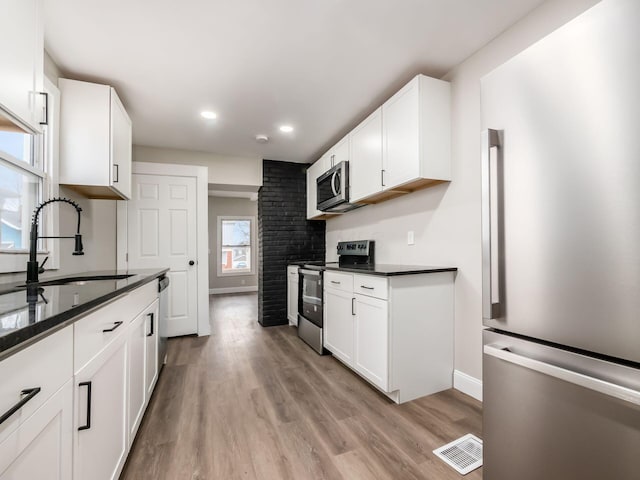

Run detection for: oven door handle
[[299, 269, 321, 276]]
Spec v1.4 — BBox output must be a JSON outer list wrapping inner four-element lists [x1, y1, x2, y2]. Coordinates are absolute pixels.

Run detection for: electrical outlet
[[408, 231, 415, 245]]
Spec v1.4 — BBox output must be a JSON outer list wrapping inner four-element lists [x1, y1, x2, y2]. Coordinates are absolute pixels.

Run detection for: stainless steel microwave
[[316, 161, 362, 213]]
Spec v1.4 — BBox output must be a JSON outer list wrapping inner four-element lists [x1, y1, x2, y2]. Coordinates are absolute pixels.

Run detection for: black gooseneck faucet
[[26, 197, 84, 285]]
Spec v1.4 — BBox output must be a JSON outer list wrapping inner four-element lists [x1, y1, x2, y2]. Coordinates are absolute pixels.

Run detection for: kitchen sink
[[33, 274, 134, 286], [17, 274, 134, 289], [0, 274, 136, 295]]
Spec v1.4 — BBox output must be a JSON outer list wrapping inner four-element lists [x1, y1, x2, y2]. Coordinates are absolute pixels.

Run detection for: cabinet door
[[323, 288, 355, 366], [306, 161, 324, 219], [145, 300, 159, 399], [330, 136, 350, 167], [350, 108, 383, 202], [74, 334, 128, 480], [287, 277, 299, 326], [354, 294, 389, 391], [382, 77, 420, 190], [110, 89, 132, 199], [0, 0, 43, 131], [0, 380, 72, 480], [128, 311, 146, 442]]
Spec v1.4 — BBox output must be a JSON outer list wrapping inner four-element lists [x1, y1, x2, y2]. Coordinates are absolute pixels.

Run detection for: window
[[217, 216, 254, 275], [0, 78, 59, 273], [0, 112, 43, 252]]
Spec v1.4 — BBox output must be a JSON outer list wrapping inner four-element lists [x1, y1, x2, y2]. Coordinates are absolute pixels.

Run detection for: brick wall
[[258, 160, 325, 327]]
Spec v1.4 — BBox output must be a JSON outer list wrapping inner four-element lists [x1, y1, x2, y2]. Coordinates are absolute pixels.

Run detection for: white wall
[[325, 0, 599, 387], [134, 145, 262, 188], [208, 196, 258, 291]]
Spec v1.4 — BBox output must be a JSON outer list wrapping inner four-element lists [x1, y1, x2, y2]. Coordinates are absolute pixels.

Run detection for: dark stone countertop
[[0, 268, 168, 360], [323, 264, 457, 276]]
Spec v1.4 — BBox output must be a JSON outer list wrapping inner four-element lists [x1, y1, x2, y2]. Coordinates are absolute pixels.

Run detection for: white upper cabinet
[[349, 107, 383, 203], [306, 160, 324, 220], [306, 74, 450, 214], [59, 79, 132, 200], [327, 135, 349, 168], [382, 75, 451, 193], [0, 0, 44, 132], [306, 135, 350, 220]]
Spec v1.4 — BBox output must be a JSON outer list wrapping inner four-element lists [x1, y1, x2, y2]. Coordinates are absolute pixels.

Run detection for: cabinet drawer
[[324, 271, 353, 293], [0, 326, 73, 442], [74, 282, 157, 373], [353, 274, 388, 300]]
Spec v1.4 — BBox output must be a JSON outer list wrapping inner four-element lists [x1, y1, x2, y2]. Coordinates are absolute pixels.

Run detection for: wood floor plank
[[121, 293, 483, 479]]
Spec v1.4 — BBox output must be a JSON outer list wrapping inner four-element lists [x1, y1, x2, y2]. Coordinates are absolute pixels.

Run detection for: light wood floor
[[121, 293, 483, 480]]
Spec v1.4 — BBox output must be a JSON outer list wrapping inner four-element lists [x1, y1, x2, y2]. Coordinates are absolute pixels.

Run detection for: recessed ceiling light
[[201, 111, 217, 120], [279, 125, 294, 133]]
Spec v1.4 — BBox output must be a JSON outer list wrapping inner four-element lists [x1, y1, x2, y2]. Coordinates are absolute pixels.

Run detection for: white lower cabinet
[[145, 300, 160, 399], [0, 281, 162, 480], [74, 333, 128, 480], [323, 287, 355, 365], [287, 266, 299, 326], [323, 270, 454, 403], [0, 380, 73, 480], [128, 310, 147, 442], [353, 294, 388, 391]]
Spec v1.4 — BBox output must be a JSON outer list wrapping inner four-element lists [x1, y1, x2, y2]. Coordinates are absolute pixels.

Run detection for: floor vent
[[433, 434, 483, 475]]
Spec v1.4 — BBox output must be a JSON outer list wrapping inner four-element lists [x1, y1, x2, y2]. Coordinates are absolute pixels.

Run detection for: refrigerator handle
[[481, 129, 503, 320], [484, 344, 640, 406]]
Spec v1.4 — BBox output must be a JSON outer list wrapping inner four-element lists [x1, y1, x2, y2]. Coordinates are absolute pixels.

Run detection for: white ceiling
[[44, 0, 544, 163]]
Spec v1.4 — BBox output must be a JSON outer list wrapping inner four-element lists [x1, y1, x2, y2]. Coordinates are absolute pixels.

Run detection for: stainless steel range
[[297, 240, 374, 354]]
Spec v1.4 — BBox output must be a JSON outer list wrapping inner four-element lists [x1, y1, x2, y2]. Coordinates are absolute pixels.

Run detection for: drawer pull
[[102, 321, 123, 333], [78, 381, 92, 431], [331, 281, 341, 285], [0, 387, 41, 426], [147, 312, 154, 337], [360, 285, 374, 290]]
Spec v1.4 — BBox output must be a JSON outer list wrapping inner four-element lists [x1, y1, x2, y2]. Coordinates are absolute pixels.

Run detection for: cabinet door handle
[[360, 285, 374, 290], [0, 387, 41, 426], [113, 164, 119, 183], [330, 280, 341, 285], [78, 382, 92, 431], [38, 92, 48, 125], [381, 169, 386, 187], [147, 312, 154, 337], [102, 321, 123, 333], [352, 298, 356, 316]]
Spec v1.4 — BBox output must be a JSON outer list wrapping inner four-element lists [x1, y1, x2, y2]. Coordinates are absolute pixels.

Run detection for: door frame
[[116, 161, 210, 337]]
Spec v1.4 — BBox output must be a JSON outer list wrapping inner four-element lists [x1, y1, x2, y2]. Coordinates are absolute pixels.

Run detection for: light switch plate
[[408, 231, 415, 245]]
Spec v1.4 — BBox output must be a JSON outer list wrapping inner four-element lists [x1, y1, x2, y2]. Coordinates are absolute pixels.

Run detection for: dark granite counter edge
[[0, 268, 169, 361], [323, 265, 458, 276]]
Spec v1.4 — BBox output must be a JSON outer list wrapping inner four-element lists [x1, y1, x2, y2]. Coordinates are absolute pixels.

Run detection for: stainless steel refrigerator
[[481, 0, 640, 478]]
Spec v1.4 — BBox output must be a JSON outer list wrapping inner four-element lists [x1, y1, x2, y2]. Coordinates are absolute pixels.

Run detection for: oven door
[[317, 161, 349, 211], [299, 269, 323, 327]]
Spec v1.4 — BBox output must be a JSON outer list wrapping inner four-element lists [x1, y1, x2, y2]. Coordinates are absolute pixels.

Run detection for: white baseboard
[[453, 370, 483, 402], [209, 286, 258, 295]]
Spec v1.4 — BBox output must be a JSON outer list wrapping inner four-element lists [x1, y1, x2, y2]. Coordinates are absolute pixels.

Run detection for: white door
[[145, 300, 159, 398], [354, 294, 389, 391], [350, 107, 383, 202], [0, 380, 72, 480], [74, 335, 128, 480], [127, 173, 198, 336], [127, 310, 146, 441], [382, 77, 420, 190], [323, 288, 355, 366]]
